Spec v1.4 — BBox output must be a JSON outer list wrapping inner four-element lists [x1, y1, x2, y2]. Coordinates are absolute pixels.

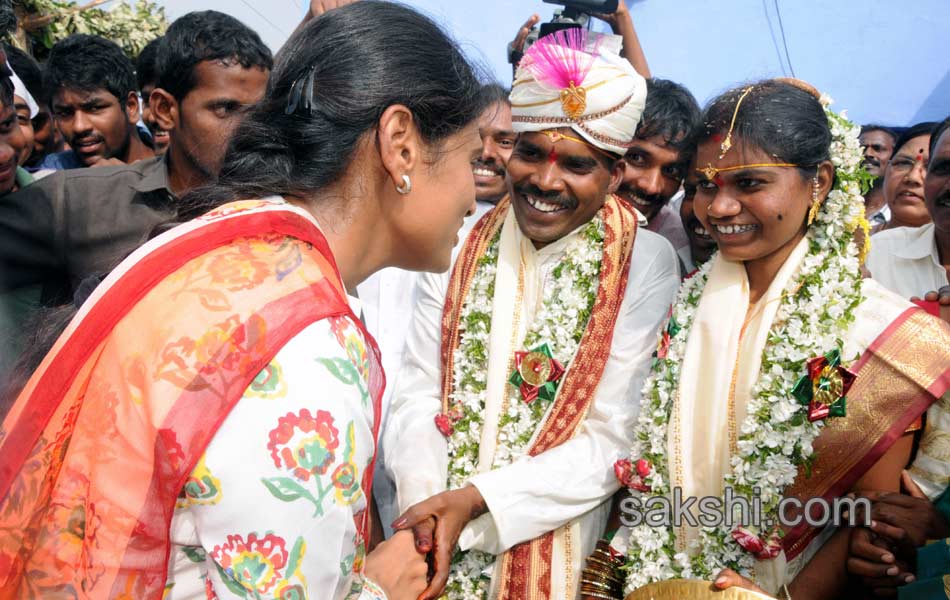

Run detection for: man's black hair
[[479, 83, 510, 107], [891, 121, 938, 159], [3, 43, 45, 106], [136, 36, 164, 91], [0, 62, 12, 109], [929, 117, 950, 158], [155, 11, 272, 102], [860, 124, 897, 143], [44, 35, 137, 106], [636, 78, 701, 155]]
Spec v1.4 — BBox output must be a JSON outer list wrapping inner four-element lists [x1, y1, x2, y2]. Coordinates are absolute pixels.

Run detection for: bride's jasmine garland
[[438, 214, 605, 598], [618, 97, 873, 591]]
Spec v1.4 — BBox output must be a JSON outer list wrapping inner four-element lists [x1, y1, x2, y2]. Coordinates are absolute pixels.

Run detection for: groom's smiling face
[[507, 129, 624, 249]]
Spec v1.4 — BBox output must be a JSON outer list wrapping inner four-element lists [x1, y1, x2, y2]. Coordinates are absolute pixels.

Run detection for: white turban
[[510, 29, 647, 156]]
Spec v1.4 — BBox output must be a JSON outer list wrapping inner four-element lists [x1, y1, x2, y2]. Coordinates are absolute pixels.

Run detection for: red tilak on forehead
[[714, 175, 725, 187], [917, 149, 925, 161], [548, 148, 559, 163]]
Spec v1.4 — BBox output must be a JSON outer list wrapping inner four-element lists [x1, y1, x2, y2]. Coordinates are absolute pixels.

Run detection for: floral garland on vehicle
[[616, 96, 874, 591], [436, 214, 605, 598]]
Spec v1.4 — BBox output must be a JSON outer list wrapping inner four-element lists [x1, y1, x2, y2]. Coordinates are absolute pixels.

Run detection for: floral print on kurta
[[163, 315, 379, 600]]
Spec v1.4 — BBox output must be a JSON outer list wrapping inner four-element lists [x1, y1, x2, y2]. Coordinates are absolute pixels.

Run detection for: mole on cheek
[[777, 214, 783, 221]]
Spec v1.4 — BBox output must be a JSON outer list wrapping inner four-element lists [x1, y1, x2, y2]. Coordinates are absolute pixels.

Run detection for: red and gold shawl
[[0, 199, 385, 599], [439, 194, 638, 599], [781, 306, 950, 559]]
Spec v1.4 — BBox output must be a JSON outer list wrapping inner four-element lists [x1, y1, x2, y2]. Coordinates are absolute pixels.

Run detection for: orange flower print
[[206, 242, 270, 291], [268, 409, 339, 481], [210, 532, 289, 595], [156, 315, 268, 395]]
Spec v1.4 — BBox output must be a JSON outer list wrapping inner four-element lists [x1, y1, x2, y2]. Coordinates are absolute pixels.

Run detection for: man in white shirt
[[866, 118, 950, 299], [384, 32, 679, 599]]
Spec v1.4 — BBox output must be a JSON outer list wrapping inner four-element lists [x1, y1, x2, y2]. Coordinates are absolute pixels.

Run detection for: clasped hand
[[390, 485, 488, 600]]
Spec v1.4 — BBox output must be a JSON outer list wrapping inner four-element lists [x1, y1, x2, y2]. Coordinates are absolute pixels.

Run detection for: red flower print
[[268, 409, 340, 481], [210, 532, 289, 594]]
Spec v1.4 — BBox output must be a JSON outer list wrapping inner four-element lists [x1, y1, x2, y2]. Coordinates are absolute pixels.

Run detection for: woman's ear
[[150, 88, 178, 135], [817, 160, 835, 202], [376, 104, 419, 192]]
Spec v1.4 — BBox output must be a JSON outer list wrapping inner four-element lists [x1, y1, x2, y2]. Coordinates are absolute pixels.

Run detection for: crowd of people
[[0, 1, 947, 599]]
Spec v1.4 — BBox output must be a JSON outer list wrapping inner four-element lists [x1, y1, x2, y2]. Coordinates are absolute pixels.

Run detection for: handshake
[[364, 486, 488, 600]]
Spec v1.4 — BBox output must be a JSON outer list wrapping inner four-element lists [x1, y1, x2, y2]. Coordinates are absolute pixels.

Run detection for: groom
[[384, 30, 680, 599]]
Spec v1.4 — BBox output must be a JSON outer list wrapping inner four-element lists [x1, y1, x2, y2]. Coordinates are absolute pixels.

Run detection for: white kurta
[[384, 210, 680, 595], [866, 223, 949, 298]]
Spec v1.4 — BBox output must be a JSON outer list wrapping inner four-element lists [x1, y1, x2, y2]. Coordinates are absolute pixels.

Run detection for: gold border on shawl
[[783, 310, 950, 558], [439, 197, 511, 413], [624, 580, 774, 600]]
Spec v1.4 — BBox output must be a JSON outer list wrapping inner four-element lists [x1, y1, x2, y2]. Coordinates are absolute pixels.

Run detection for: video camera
[[509, 0, 619, 64]]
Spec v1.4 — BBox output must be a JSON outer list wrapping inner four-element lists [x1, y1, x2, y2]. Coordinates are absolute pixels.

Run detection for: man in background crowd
[[0, 52, 39, 383], [4, 44, 63, 170], [39, 34, 154, 169], [472, 83, 515, 208], [614, 77, 702, 274], [861, 124, 897, 228], [136, 36, 169, 154], [0, 10, 272, 383]]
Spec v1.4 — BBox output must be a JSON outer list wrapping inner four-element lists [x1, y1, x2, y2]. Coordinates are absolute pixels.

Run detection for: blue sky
[[156, 0, 949, 126]]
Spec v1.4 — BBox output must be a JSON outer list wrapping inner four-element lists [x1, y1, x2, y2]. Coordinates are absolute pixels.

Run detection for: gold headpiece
[[718, 86, 754, 159], [697, 162, 800, 180]]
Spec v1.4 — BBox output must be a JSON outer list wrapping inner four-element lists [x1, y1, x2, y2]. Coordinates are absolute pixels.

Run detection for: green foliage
[[17, 0, 167, 60]]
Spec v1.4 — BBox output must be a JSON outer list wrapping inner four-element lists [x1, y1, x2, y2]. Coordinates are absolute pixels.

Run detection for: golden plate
[[625, 580, 774, 600]]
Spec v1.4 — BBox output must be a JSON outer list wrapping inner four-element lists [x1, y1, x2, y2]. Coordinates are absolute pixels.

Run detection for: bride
[[596, 80, 950, 600]]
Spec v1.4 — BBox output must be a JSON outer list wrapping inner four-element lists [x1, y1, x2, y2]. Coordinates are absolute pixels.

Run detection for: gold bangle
[[591, 547, 623, 564], [578, 591, 617, 600], [581, 579, 615, 590], [586, 555, 620, 571], [581, 568, 621, 585]]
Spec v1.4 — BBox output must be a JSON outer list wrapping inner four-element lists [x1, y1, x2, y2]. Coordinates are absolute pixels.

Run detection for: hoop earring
[[807, 176, 821, 226], [396, 174, 412, 195]]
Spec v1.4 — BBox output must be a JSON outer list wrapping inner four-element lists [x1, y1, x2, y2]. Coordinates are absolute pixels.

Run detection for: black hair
[[699, 80, 831, 178], [43, 34, 136, 105], [136, 36, 164, 91], [177, 1, 488, 219], [479, 83, 510, 107], [4, 44, 45, 106], [891, 121, 938, 159], [155, 11, 272, 102], [930, 117, 950, 158], [860, 124, 897, 143], [637, 78, 702, 154]]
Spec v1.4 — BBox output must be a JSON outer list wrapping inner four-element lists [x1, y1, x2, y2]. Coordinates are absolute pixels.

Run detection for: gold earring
[[807, 176, 821, 226]]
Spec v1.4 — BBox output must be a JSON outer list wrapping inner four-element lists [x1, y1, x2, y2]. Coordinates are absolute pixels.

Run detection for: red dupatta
[[0, 199, 384, 599]]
